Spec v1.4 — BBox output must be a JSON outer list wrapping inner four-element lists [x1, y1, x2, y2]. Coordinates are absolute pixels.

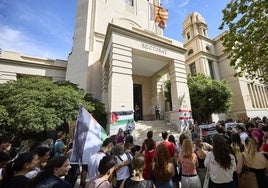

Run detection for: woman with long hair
[[30, 156, 72, 188], [178, 138, 201, 188], [120, 153, 155, 188], [230, 132, 245, 187], [194, 138, 207, 187], [168, 135, 180, 188], [0, 151, 38, 188], [151, 143, 174, 188], [236, 137, 268, 188], [204, 134, 236, 188], [142, 138, 155, 180], [231, 133, 245, 161]]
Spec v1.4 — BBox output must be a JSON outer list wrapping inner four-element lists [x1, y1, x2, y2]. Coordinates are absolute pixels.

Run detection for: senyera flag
[[148, 2, 168, 29], [70, 105, 107, 164]]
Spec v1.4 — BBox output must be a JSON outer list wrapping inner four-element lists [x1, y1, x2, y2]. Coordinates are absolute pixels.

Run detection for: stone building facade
[[0, 1, 267, 129], [183, 12, 268, 122]]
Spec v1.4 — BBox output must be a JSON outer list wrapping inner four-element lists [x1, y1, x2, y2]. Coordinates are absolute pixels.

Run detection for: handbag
[[237, 154, 258, 188], [203, 167, 210, 188]]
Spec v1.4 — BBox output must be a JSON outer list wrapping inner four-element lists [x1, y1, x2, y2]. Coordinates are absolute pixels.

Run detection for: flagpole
[[153, 0, 157, 34], [148, 0, 150, 31]]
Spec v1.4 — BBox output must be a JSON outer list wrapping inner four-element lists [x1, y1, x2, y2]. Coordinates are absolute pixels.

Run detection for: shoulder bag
[[237, 154, 258, 188]]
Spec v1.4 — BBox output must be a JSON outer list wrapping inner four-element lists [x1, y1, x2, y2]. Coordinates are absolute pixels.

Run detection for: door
[[133, 84, 142, 120]]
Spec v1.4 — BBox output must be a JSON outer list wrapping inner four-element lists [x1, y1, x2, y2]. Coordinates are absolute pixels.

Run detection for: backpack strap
[[125, 152, 132, 162], [117, 155, 123, 161]]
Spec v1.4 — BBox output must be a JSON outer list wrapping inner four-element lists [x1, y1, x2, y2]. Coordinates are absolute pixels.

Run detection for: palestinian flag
[[70, 106, 107, 164], [111, 111, 134, 126]]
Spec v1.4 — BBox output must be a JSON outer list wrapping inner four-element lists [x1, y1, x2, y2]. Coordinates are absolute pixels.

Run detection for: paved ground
[[74, 120, 181, 187]]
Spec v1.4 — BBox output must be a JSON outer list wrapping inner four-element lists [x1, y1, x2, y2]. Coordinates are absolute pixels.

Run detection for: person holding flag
[[70, 105, 108, 187]]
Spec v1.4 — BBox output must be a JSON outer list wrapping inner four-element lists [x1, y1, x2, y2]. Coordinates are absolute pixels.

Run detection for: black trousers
[[209, 179, 236, 188]]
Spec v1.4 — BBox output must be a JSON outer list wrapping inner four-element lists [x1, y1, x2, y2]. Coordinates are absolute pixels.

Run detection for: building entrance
[[133, 84, 142, 121]]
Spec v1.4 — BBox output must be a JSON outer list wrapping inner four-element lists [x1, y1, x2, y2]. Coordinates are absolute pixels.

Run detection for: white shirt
[[88, 152, 106, 181], [204, 151, 236, 184], [115, 153, 132, 180], [240, 132, 248, 144], [26, 167, 41, 179]]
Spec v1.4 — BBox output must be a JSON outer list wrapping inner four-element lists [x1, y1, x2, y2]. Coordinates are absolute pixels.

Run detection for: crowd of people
[[0, 116, 268, 188]]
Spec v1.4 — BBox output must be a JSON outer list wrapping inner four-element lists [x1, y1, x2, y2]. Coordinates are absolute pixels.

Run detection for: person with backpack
[[87, 137, 114, 183], [53, 131, 67, 157], [113, 144, 132, 188]]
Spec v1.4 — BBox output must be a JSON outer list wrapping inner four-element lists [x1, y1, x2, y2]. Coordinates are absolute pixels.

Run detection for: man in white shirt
[[26, 146, 51, 178], [236, 125, 248, 144], [87, 137, 114, 182]]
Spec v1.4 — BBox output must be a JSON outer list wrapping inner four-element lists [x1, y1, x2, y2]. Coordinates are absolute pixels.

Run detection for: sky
[[0, 0, 230, 60]]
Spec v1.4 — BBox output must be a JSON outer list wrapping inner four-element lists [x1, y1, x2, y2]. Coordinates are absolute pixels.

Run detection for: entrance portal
[[133, 84, 142, 120]]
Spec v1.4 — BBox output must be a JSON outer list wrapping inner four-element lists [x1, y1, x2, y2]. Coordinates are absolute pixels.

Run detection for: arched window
[[188, 49, 194, 56], [189, 63, 196, 76], [187, 32, 191, 40]]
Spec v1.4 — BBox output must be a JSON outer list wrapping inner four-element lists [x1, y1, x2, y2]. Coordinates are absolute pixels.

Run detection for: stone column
[[169, 59, 192, 131], [108, 43, 133, 113], [101, 62, 109, 111]]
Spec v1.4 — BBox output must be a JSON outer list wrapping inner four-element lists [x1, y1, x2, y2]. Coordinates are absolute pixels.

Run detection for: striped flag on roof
[[149, 3, 168, 29]]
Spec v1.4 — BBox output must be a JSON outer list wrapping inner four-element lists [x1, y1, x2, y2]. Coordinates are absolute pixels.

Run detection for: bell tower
[[183, 12, 220, 80]]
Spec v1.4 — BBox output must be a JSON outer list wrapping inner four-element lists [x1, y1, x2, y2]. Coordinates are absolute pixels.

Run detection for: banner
[[70, 106, 107, 164], [225, 123, 244, 132], [110, 111, 134, 136], [199, 124, 217, 137], [179, 109, 192, 120]]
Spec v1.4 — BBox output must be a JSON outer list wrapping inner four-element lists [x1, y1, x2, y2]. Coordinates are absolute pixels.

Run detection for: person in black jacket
[[0, 151, 38, 188], [30, 156, 72, 188]]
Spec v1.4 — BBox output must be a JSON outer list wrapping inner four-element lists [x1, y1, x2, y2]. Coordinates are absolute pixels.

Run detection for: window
[[203, 29, 206, 36], [206, 45, 210, 51], [208, 60, 215, 79], [189, 63, 196, 76], [187, 32, 191, 40], [188, 49, 193, 56], [125, 0, 134, 6]]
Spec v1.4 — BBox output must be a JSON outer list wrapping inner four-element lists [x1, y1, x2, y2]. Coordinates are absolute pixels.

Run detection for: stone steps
[[134, 120, 181, 146]]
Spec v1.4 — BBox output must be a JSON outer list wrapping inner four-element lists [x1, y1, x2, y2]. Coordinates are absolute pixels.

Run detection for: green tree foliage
[[84, 93, 107, 128], [220, 0, 268, 82], [187, 74, 232, 124], [0, 76, 106, 140]]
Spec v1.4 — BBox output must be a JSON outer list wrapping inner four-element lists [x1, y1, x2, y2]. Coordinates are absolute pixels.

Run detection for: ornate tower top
[[182, 12, 208, 42]]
